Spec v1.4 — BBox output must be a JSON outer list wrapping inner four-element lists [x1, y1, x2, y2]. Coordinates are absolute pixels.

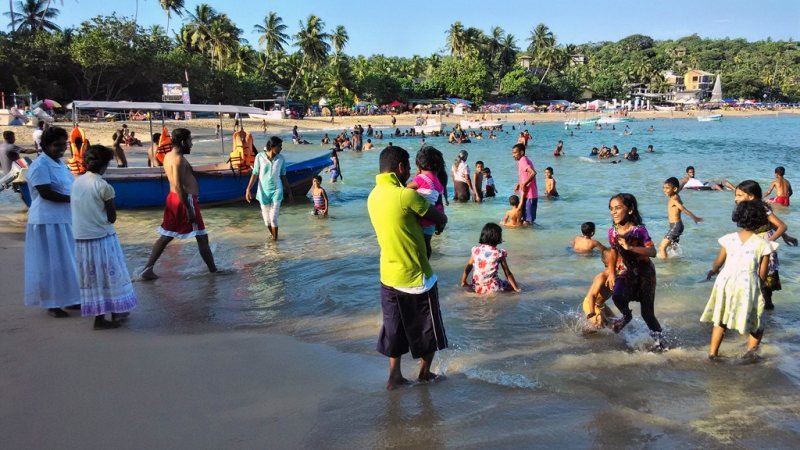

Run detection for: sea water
[[3, 116, 800, 447]]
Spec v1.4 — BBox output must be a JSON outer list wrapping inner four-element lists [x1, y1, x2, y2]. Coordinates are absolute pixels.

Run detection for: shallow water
[[3, 116, 800, 447]]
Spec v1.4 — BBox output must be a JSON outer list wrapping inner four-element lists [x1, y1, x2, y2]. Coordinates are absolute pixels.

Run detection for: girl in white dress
[[71, 145, 137, 329], [702, 200, 777, 358]]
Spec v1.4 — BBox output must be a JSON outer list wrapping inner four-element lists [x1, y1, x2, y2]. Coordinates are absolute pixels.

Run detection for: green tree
[[285, 14, 330, 102], [330, 24, 348, 58], [499, 68, 536, 99], [431, 57, 491, 103], [357, 73, 405, 104]]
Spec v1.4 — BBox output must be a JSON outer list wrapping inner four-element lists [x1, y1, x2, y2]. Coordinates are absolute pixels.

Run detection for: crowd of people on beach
[[7, 119, 795, 390]]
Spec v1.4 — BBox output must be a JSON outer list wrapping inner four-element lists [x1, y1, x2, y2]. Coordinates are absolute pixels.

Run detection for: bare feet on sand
[[386, 376, 410, 390], [140, 266, 159, 281], [418, 372, 444, 383]]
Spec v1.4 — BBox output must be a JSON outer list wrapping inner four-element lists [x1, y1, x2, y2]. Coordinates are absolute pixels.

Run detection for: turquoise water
[[3, 116, 800, 446]]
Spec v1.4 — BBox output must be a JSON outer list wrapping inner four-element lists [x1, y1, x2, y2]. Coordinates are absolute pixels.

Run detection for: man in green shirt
[[367, 146, 448, 390]]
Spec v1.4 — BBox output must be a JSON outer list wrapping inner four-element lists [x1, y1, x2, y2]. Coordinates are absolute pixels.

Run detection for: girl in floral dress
[[461, 223, 520, 294], [702, 200, 777, 358]]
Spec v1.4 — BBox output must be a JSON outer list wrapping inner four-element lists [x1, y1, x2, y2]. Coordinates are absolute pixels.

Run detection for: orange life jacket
[[156, 126, 172, 164], [67, 126, 88, 174], [230, 130, 255, 172]]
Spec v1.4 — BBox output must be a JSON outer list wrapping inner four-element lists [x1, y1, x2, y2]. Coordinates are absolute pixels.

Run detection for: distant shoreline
[[1, 109, 796, 147]]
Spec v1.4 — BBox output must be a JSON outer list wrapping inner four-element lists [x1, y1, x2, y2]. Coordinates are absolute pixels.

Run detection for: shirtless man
[[141, 128, 217, 280], [472, 160, 484, 202], [111, 130, 128, 167], [679, 166, 735, 192], [544, 167, 558, 197], [763, 166, 792, 207], [572, 222, 607, 253]]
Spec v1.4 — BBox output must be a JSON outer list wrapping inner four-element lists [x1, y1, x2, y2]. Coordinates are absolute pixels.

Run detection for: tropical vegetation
[[1, 5, 798, 107]]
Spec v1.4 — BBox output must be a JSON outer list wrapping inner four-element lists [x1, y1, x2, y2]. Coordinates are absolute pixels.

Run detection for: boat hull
[[459, 120, 504, 130], [413, 124, 444, 133], [14, 152, 332, 208], [697, 114, 722, 122]]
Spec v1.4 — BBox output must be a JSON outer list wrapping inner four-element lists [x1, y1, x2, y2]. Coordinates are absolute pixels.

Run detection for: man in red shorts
[[141, 128, 217, 280], [764, 166, 792, 207]]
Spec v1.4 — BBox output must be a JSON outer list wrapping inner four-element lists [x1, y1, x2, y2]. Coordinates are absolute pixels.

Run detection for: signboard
[[162, 83, 183, 102], [182, 87, 192, 121], [162, 84, 182, 96]]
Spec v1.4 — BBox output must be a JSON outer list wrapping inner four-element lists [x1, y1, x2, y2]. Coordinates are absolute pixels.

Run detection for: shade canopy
[[66, 100, 267, 115], [386, 100, 405, 108]]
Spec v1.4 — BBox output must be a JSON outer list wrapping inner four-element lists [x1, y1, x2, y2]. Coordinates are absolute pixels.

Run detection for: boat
[[697, 114, 722, 122], [413, 118, 445, 134], [596, 116, 635, 125], [459, 119, 504, 130], [654, 106, 676, 112], [11, 151, 333, 208], [564, 116, 599, 126]]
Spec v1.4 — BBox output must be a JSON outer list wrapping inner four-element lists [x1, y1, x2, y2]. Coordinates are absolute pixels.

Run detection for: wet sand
[[0, 230, 388, 449]]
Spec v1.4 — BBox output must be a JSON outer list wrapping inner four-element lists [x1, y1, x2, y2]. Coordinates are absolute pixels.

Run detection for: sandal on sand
[[93, 319, 122, 330]]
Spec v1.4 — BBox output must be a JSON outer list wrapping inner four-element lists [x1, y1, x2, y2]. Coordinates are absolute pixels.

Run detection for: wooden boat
[[12, 151, 332, 208], [697, 114, 723, 122]]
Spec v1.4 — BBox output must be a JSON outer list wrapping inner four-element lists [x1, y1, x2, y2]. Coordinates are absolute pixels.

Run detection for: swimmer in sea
[[544, 167, 558, 198], [572, 222, 607, 254], [679, 166, 735, 192], [623, 147, 639, 161], [763, 166, 792, 207]]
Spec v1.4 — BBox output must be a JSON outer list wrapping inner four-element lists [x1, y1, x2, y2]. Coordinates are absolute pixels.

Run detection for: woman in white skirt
[[71, 145, 137, 329], [24, 126, 81, 317]]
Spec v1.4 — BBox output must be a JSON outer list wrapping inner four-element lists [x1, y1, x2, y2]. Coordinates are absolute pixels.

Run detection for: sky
[[19, 0, 800, 57]]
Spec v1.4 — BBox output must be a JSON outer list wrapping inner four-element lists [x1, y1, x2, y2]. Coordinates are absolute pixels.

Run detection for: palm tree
[[159, 0, 185, 35], [233, 45, 258, 76], [186, 4, 217, 57], [253, 11, 289, 67], [527, 23, 556, 86], [8, 0, 14, 33], [285, 14, 330, 103], [426, 53, 441, 77], [497, 34, 518, 78], [488, 26, 504, 62], [446, 21, 465, 57], [322, 58, 355, 103], [330, 25, 348, 57], [207, 15, 240, 70], [4, 0, 60, 34]]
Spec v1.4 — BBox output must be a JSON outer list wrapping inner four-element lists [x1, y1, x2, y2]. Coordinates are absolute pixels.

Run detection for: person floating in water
[[623, 147, 639, 161], [763, 166, 792, 207], [572, 222, 607, 254], [461, 223, 520, 294], [679, 166, 735, 191], [658, 177, 704, 258]]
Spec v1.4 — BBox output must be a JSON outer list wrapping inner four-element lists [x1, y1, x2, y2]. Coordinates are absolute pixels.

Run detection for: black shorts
[[377, 283, 448, 358], [664, 221, 684, 244]]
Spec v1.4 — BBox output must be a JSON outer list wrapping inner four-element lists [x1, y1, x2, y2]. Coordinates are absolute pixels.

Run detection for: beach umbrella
[[32, 99, 62, 109], [387, 100, 405, 108]]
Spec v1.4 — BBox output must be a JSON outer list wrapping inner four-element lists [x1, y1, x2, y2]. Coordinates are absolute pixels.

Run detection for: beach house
[[684, 70, 715, 91]]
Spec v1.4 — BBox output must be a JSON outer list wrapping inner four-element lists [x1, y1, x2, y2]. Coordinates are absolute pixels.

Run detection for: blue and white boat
[[12, 151, 332, 208], [697, 114, 723, 122]]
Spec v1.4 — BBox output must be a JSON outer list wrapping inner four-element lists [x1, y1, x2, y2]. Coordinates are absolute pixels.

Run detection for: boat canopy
[[65, 100, 267, 115]]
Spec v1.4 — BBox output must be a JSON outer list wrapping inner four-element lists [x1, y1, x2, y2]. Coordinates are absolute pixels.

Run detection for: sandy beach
[[0, 230, 388, 450], [1, 108, 796, 148]]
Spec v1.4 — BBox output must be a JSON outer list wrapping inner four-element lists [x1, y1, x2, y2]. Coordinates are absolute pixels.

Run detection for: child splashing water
[[702, 200, 777, 359], [406, 146, 446, 258], [606, 193, 668, 350], [583, 248, 618, 329], [461, 223, 520, 294]]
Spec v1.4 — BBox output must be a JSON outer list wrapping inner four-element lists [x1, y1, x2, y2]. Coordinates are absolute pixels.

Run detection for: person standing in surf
[[245, 136, 294, 241], [368, 146, 448, 390], [511, 144, 538, 224], [141, 129, 218, 279], [451, 150, 476, 202]]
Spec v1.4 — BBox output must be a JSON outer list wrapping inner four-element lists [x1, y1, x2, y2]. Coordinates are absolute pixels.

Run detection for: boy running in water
[[763, 166, 792, 206], [658, 177, 704, 258]]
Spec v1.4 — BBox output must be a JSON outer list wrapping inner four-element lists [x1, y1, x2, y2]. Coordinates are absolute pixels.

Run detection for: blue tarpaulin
[[447, 97, 473, 105]]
